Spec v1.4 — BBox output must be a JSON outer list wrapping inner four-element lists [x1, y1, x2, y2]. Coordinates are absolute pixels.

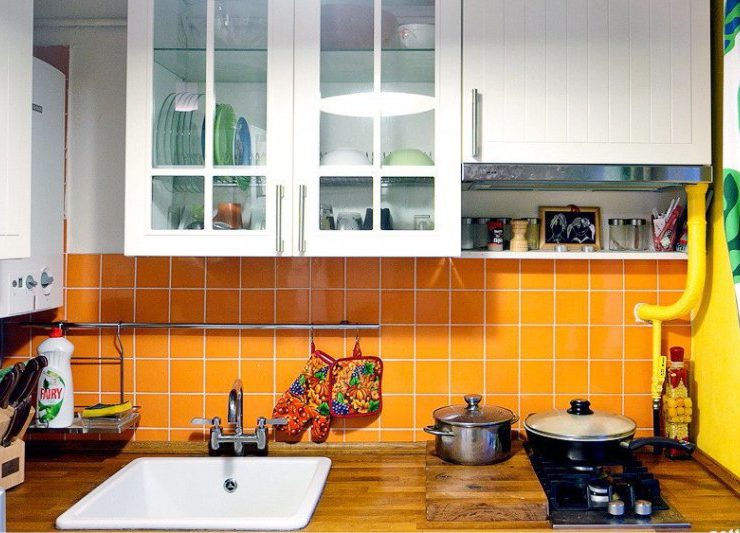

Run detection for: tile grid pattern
[[0, 255, 690, 442]]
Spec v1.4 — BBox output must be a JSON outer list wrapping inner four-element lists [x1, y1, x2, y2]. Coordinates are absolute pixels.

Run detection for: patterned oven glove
[[272, 344, 335, 443]]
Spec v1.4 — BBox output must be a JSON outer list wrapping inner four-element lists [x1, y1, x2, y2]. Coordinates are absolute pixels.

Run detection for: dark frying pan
[[524, 399, 695, 464]]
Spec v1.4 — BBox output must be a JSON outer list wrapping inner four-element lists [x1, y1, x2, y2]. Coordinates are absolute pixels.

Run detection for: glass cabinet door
[[126, 0, 293, 256], [294, 0, 459, 256]]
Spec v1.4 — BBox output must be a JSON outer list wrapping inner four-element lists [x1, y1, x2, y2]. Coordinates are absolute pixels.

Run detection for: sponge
[[81, 401, 132, 418]]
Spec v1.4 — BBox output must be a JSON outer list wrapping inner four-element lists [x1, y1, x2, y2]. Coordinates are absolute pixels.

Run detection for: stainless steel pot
[[423, 394, 518, 465]]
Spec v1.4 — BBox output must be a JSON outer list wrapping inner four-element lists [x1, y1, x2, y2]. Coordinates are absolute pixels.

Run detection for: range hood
[[462, 164, 712, 191]]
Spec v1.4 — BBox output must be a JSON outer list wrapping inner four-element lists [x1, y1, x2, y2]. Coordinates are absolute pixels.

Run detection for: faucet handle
[[256, 417, 287, 429], [191, 416, 222, 427]]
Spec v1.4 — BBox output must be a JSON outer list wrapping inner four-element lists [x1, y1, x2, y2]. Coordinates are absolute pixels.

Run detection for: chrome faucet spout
[[228, 379, 244, 433]]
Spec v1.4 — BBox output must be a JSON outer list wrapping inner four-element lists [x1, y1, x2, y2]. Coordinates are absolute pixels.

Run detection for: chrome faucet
[[191, 379, 286, 455]]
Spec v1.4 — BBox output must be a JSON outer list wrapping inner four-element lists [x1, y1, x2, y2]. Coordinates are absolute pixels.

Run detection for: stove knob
[[607, 499, 625, 517], [634, 499, 653, 516]]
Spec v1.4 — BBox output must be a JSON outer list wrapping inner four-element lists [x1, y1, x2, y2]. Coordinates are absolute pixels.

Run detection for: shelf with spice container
[[461, 188, 690, 259], [461, 250, 688, 261]]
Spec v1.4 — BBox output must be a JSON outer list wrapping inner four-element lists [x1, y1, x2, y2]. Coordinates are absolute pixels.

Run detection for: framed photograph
[[539, 206, 601, 250]]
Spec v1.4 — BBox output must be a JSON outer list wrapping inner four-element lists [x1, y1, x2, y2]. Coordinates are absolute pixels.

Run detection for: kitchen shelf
[[154, 48, 436, 85], [154, 48, 267, 83], [462, 250, 688, 261], [28, 409, 140, 435]]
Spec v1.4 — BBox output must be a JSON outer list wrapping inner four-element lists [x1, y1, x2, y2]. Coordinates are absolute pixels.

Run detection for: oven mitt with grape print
[[272, 344, 335, 443]]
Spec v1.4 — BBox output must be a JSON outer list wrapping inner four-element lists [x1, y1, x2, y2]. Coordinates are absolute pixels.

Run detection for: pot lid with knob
[[432, 394, 517, 428], [524, 399, 636, 442]]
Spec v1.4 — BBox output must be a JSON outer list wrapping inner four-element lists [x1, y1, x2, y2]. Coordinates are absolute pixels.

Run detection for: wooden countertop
[[6, 442, 740, 532]]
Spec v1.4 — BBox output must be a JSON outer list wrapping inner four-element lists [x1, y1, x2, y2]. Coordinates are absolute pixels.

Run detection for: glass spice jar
[[526, 217, 540, 250], [474, 218, 491, 249], [461, 218, 475, 250]]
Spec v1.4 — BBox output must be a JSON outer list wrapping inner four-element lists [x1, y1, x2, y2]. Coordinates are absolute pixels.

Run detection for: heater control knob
[[608, 500, 625, 517], [634, 500, 653, 516]]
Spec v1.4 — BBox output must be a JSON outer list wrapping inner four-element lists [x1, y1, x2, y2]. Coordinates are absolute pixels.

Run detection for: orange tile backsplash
[[0, 255, 690, 443]]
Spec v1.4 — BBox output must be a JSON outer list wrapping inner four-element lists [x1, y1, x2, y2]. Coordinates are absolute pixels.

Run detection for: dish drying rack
[[19, 320, 380, 434]]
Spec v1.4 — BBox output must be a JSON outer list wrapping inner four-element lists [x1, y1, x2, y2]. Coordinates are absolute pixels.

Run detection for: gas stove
[[525, 443, 690, 529]]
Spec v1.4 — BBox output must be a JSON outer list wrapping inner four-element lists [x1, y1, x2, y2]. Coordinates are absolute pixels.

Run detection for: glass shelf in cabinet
[[153, 47, 268, 52], [155, 49, 268, 83]]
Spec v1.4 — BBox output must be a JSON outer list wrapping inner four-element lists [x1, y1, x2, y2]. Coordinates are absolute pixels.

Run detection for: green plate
[[214, 104, 236, 165]]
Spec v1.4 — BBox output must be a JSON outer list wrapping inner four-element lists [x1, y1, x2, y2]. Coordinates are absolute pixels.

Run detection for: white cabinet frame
[[0, 1, 33, 259], [125, 0, 295, 257]]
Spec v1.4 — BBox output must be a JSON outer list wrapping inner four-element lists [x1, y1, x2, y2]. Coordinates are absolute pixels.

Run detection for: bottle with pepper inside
[[662, 346, 693, 458]]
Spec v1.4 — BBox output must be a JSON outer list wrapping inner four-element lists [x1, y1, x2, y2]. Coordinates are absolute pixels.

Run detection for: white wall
[[34, 24, 127, 253]]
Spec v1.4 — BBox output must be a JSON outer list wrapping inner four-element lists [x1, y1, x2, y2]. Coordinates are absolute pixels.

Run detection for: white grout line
[[551, 261, 557, 407], [167, 257, 172, 441], [202, 259, 207, 437], [412, 259, 418, 441], [621, 260, 627, 415], [97, 254, 103, 404], [587, 260, 592, 398], [482, 258, 487, 399], [447, 260, 452, 404], [517, 259, 522, 427]]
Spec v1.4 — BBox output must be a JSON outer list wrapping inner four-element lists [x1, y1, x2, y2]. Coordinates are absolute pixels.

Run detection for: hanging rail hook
[[115, 321, 125, 403]]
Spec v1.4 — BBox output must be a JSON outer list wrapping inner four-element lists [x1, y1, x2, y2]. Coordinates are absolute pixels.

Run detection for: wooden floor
[[6, 442, 740, 532]]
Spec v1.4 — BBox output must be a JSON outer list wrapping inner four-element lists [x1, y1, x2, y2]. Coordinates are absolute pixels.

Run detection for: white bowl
[[398, 23, 435, 49], [321, 149, 371, 166]]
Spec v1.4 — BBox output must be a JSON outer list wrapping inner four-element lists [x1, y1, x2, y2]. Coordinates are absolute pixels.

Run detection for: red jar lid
[[669, 346, 685, 362]]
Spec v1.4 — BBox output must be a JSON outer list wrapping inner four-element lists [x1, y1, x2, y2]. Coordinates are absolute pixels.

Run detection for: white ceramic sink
[[56, 456, 332, 530]]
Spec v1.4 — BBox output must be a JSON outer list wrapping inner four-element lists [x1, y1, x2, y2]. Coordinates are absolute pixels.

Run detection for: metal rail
[[18, 321, 379, 407], [20, 321, 380, 331]]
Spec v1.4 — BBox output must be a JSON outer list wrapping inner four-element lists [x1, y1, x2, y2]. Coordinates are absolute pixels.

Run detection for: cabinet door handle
[[472, 88, 481, 160], [298, 185, 307, 254], [275, 184, 284, 254]]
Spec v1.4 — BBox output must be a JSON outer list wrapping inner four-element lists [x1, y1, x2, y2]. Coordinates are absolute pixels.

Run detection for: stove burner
[[524, 443, 690, 529]]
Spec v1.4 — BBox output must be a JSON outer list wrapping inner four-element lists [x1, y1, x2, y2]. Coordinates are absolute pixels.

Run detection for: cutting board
[[425, 440, 548, 523]]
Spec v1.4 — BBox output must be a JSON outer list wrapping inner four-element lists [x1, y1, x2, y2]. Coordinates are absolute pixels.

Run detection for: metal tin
[[487, 219, 504, 251]]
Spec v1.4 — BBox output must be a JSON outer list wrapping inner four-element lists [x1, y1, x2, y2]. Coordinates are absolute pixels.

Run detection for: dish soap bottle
[[36, 327, 74, 428], [662, 346, 692, 457]]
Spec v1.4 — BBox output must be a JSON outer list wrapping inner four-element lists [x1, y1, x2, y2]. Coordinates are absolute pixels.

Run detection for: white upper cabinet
[[462, 0, 711, 165], [125, 0, 462, 257], [0, 1, 33, 259], [293, 0, 462, 256], [125, 0, 295, 257]]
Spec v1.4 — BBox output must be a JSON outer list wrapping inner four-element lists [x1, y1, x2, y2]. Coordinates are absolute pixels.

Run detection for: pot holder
[[272, 343, 336, 443], [328, 340, 382, 418]]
